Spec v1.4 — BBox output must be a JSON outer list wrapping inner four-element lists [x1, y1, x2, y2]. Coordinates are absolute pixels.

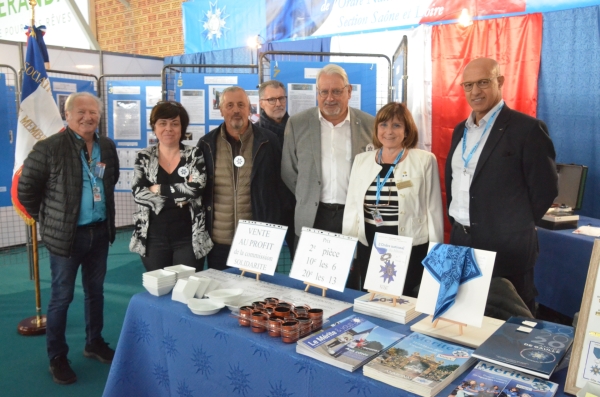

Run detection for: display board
[[105, 80, 161, 192], [51, 78, 96, 124], [0, 74, 17, 207], [271, 61, 377, 117], [172, 73, 260, 142]]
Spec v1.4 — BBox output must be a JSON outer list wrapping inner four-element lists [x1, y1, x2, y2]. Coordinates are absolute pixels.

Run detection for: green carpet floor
[[0, 230, 292, 396], [0, 231, 149, 397]]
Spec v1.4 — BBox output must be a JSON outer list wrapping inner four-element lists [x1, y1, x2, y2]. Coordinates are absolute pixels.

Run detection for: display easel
[[304, 282, 328, 297], [240, 269, 261, 281], [431, 316, 467, 335], [367, 290, 401, 306]]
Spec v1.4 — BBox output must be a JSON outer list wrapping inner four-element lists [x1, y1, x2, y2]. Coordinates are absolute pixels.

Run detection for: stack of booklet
[[353, 293, 419, 324], [449, 361, 559, 397], [296, 315, 406, 372], [363, 332, 476, 396], [472, 317, 574, 379]]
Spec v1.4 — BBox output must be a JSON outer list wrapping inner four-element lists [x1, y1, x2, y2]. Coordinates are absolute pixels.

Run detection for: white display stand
[[226, 220, 287, 279], [415, 243, 496, 330], [363, 233, 413, 303], [410, 315, 504, 348], [289, 227, 358, 295]]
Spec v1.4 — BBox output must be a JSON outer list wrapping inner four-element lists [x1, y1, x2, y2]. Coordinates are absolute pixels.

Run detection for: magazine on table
[[472, 317, 574, 379], [296, 315, 406, 372], [449, 361, 559, 397], [363, 332, 476, 396]]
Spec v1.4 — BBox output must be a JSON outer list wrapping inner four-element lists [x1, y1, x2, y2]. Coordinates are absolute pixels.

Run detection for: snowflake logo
[[295, 358, 319, 381], [176, 379, 194, 397], [130, 318, 152, 344], [346, 378, 372, 396], [251, 343, 270, 361], [268, 380, 294, 397], [163, 331, 178, 359], [379, 260, 397, 284], [591, 365, 600, 375], [215, 330, 229, 343], [191, 345, 213, 378], [113, 358, 137, 385], [202, 1, 229, 47], [153, 362, 170, 389], [521, 348, 556, 364], [227, 362, 252, 396]]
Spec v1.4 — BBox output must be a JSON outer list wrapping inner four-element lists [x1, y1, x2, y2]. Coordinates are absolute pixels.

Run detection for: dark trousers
[[47, 222, 109, 360], [198, 242, 231, 271], [450, 222, 538, 315], [141, 230, 201, 272]]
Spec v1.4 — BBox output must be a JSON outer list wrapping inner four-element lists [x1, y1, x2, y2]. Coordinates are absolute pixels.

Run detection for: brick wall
[[95, 0, 186, 57]]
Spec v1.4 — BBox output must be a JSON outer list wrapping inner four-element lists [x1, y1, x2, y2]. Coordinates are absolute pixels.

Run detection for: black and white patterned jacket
[[129, 144, 213, 259]]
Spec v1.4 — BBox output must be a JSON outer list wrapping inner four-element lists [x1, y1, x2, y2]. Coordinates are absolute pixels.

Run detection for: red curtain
[[430, 14, 543, 241]]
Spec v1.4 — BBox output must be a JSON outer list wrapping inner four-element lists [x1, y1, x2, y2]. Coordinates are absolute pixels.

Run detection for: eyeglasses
[[317, 85, 348, 98], [260, 96, 287, 105], [460, 76, 501, 92]]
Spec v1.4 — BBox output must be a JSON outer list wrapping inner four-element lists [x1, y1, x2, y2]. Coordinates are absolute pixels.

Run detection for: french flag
[[11, 25, 64, 223]]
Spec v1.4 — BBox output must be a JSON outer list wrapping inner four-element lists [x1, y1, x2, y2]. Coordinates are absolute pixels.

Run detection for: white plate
[[188, 298, 225, 315], [205, 288, 244, 304]]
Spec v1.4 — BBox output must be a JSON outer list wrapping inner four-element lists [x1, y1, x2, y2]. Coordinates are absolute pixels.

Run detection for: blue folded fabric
[[421, 244, 482, 321]]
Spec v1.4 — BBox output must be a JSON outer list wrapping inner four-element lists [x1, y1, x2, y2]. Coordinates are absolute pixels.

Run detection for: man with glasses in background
[[257, 80, 296, 256], [445, 57, 557, 314], [282, 64, 374, 288]]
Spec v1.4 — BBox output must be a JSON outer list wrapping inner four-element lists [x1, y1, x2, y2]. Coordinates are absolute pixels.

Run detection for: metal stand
[[18, 222, 46, 336]]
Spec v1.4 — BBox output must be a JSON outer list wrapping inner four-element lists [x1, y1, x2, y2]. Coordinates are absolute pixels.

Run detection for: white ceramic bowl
[[188, 298, 225, 315], [163, 264, 196, 278], [205, 288, 244, 305], [143, 269, 177, 279], [144, 283, 175, 296]]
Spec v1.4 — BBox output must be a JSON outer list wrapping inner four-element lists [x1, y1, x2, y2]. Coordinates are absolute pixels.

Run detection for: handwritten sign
[[289, 227, 358, 292], [226, 220, 287, 276], [363, 232, 413, 294]]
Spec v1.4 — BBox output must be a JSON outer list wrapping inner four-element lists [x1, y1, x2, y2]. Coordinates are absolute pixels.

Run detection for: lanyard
[[80, 150, 97, 187], [375, 148, 404, 205], [461, 105, 503, 170]]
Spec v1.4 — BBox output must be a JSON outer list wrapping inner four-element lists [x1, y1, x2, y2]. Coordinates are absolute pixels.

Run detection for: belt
[[319, 202, 345, 211], [78, 220, 107, 229], [455, 222, 471, 234]]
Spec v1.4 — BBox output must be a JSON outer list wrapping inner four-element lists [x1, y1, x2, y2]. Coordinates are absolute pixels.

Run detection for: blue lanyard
[[461, 105, 503, 169], [375, 148, 404, 205], [80, 151, 97, 187]]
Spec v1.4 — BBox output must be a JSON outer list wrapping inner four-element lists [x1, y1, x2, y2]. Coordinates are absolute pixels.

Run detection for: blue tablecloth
[[103, 271, 570, 397], [535, 215, 599, 318]]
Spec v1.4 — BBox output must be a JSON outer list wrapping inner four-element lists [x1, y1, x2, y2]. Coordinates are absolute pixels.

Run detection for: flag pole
[[17, 0, 46, 336]]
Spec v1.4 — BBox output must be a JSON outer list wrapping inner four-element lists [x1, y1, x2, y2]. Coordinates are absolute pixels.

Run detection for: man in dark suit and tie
[[445, 57, 558, 314]]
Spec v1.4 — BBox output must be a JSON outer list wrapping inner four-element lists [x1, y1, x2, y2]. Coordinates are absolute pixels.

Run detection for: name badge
[[94, 162, 106, 179], [234, 156, 245, 168], [93, 186, 102, 202], [371, 209, 384, 226], [396, 180, 413, 190], [365, 143, 375, 152], [177, 166, 189, 178]]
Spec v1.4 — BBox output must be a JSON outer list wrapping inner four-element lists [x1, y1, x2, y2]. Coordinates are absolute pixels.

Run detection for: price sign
[[226, 220, 287, 276], [363, 232, 413, 294], [289, 227, 358, 292]]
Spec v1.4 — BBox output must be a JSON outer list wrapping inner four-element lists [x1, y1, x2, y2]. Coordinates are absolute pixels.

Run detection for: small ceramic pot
[[296, 316, 312, 337], [273, 306, 290, 319], [238, 306, 253, 327], [251, 312, 267, 333], [267, 316, 282, 337], [280, 320, 299, 343]]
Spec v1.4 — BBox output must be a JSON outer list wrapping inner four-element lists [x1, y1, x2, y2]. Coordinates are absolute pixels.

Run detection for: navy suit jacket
[[445, 105, 558, 278]]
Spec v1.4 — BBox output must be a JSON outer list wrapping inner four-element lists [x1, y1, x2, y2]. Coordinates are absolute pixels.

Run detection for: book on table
[[363, 332, 476, 396], [353, 293, 420, 324], [296, 315, 406, 372], [472, 317, 574, 379], [449, 361, 558, 397]]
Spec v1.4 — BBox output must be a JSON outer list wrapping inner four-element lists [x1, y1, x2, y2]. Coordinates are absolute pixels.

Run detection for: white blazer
[[342, 148, 444, 247]]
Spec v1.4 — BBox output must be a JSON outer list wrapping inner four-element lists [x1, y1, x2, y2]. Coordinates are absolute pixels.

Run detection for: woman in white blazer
[[342, 102, 443, 296]]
